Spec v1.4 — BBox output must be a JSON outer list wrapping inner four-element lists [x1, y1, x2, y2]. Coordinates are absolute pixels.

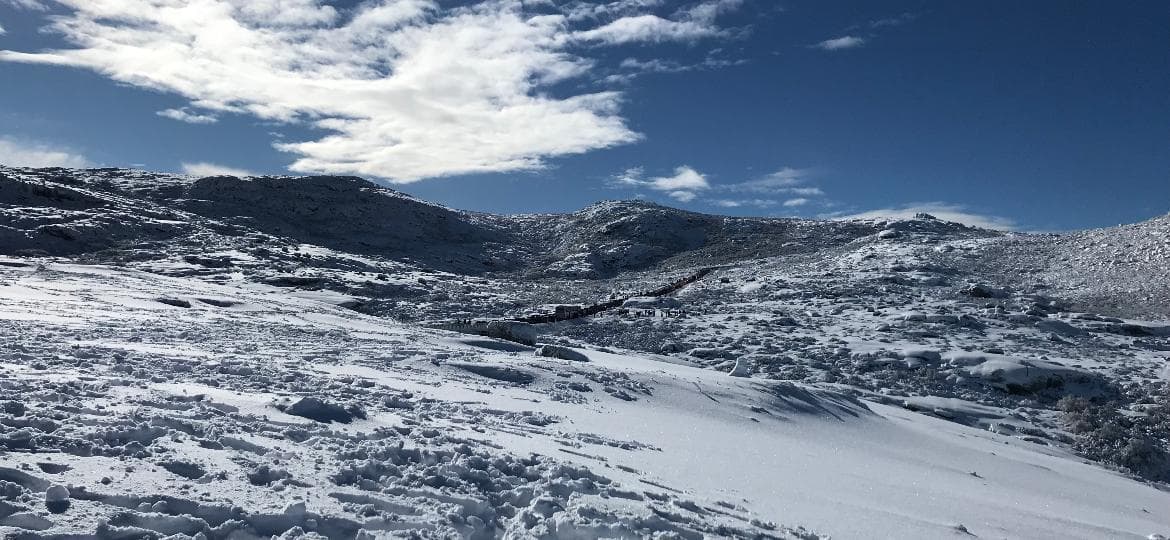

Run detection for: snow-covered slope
[[0, 167, 521, 273], [2, 261, 1167, 539], [971, 214, 1170, 318], [2, 165, 1169, 539]]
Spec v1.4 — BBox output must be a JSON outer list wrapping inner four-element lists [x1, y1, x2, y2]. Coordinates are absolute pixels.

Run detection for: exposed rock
[[536, 345, 590, 362], [282, 397, 366, 424]]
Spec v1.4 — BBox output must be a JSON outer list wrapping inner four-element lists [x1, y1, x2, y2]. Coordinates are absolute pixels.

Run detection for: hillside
[[1, 166, 1168, 539]]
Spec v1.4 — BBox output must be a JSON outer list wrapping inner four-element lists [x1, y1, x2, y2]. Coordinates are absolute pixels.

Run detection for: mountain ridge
[[1, 164, 1167, 319]]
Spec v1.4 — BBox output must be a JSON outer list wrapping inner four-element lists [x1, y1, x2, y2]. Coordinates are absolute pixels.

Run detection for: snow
[[961, 355, 1099, 393], [1, 166, 1169, 539], [621, 296, 683, 309], [0, 260, 1162, 538]]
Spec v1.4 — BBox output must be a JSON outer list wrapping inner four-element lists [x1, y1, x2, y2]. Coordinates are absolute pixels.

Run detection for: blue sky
[[0, 1, 1166, 231]]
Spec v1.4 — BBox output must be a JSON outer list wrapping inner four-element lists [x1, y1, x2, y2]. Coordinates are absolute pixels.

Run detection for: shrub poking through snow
[[1059, 395, 1170, 482]]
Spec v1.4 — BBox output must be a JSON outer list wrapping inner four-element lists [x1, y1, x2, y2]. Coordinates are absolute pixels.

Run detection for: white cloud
[[234, 0, 339, 26], [724, 167, 812, 194], [0, 137, 91, 168], [574, 14, 722, 44], [681, 0, 743, 24], [611, 165, 710, 203], [611, 166, 646, 186], [613, 165, 834, 209], [648, 166, 709, 191], [158, 108, 219, 125], [573, 0, 738, 44], [712, 198, 775, 208], [0, 1, 742, 182], [0, 23, 6, 35], [562, 0, 665, 22], [787, 186, 824, 196], [832, 203, 1017, 231], [813, 35, 865, 51], [180, 162, 258, 177]]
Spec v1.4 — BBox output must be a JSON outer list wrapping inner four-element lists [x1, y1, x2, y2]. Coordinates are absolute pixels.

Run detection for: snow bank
[[954, 354, 1103, 394]]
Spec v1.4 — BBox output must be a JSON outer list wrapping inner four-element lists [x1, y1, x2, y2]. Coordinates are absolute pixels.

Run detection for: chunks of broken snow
[[866, 348, 944, 369], [853, 348, 1111, 397], [486, 321, 539, 345], [900, 348, 942, 363], [446, 320, 539, 345]]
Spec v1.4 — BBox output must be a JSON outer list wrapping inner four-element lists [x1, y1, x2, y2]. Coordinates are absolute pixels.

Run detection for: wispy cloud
[[680, 0, 744, 23], [158, 108, 219, 125], [2, 0, 48, 10], [611, 165, 710, 202], [865, 12, 917, 29], [0, 23, 6, 35], [0, 137, 91, 168], [573, 0, 741, 44], [180, 162, 258, 178], [830, 202, 1017, 231], [789, 187, 824, 196], [610, 165, 834, 210], [574, 15, 722, 44], [605, 52, 746, 84], [713, 198, 775, 208], [813, 35, 865, 51], [703, 167, 834, 210], [818, 12, 918, 51], [723, 167, 813, 193], [0, 0, 743, 183], [562, 0, 668, 22]]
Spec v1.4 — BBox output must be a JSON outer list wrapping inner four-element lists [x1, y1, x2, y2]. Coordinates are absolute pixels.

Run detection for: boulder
[[282, 397, 365, 424], [536, 345, 589, 362]]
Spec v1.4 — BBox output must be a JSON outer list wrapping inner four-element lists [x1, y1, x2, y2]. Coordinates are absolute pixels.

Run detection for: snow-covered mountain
[[1, 166, 1168, 539], [0, 166, 993, 277]]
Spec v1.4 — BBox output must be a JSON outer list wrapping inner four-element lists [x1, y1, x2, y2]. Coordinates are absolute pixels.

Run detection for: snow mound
[[955, 354, 1105, 395]]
